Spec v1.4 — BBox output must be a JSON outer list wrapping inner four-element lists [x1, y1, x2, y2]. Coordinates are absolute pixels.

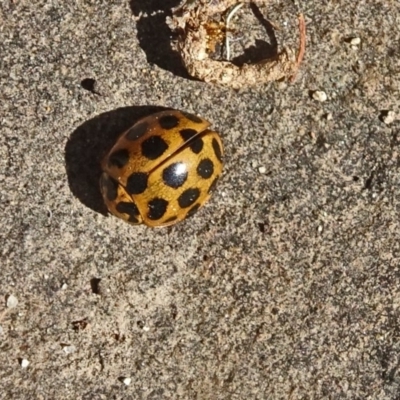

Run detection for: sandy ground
[[1, 0, 400, 399]]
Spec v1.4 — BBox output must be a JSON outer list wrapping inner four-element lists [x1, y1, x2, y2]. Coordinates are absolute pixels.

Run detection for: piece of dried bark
[[167, 0, 306, 89]]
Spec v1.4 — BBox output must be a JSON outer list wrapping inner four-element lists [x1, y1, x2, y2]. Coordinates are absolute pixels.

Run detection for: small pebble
[[277, 81, 288, 90], [7, 295, 18, 308], [313, 91, 327, 102], [326, 113, 333, 121], [258, 166, 266, 174], [63, 345, 76, 354], [123, 377, 132, 386], [382, 111, 396, 125], [61, 283, 68, 290], [20, 359, 30, 368], [142, 326, 150, 332], [350, 37, 361, 45]]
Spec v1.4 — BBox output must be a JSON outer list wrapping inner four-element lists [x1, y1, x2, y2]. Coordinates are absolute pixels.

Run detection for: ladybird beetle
[[100, 109, 223, 227]]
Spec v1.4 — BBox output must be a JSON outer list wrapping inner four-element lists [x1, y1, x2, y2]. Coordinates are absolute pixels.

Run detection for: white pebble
[[277, 81, 288, 90], [20, 359, 30, 368], [258, 166, 266, 174], [313, 91, 327, 102], [61, 283, 68, 290], [382, 111, 396, 125], [63, 345, 76, 354], [350, 37, 361, 45], [123, 377, 131, 386], [142, 326, 150, 332], [7, 295, 18, 308]]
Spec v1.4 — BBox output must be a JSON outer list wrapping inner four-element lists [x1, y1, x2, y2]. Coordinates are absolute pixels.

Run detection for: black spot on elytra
[[197, 158, 214, 179], [186, 203, 200, 219], [180, 128, 198, 143], [208, 176, 219, 194], [178, 188, 200, 208], [116, 201, 140, 220], [159, 114, 180, 129], [189, 137, 204, 154], [126, 172, 148, 194], [162, 162, 188, 189], [141, 136, 168, 160], [212, 138, 222, 162], [182, 112, 203, 124], [100, 173, 118, 201], [126, 121, 149, 141], [108, 149, 130, 168], [147, 198, 169, 220]]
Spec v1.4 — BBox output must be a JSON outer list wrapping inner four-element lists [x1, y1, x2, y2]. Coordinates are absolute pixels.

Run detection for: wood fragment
[[290, 13, 306, 82]]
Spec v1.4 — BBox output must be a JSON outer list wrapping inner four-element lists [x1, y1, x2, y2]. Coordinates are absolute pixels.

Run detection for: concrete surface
[[1, 0, 400, 399]]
